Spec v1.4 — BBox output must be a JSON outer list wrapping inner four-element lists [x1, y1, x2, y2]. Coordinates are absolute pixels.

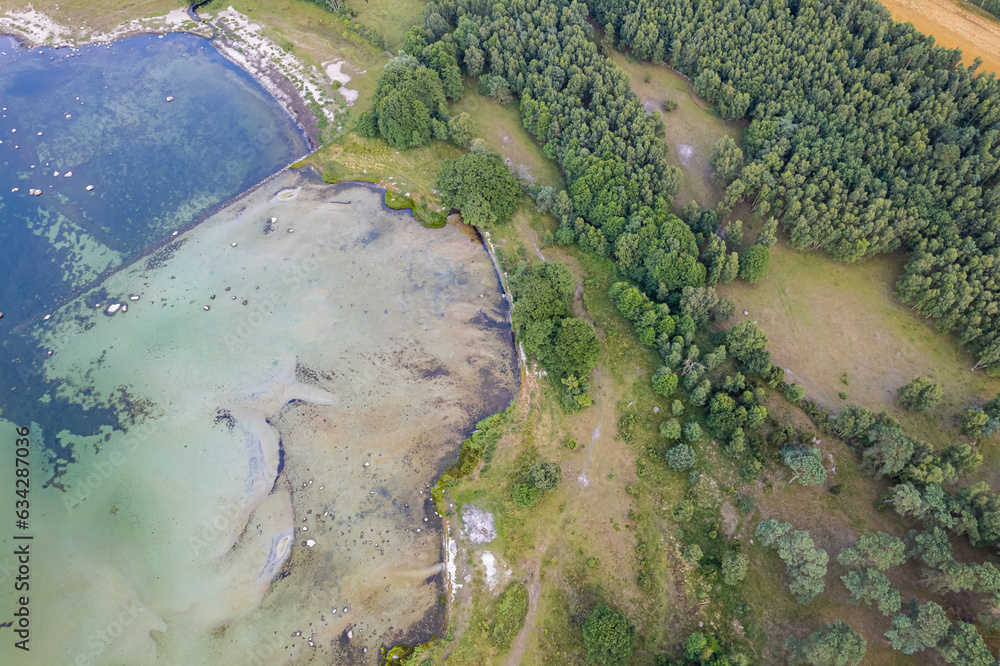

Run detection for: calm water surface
[[0, 32, 515, 665]]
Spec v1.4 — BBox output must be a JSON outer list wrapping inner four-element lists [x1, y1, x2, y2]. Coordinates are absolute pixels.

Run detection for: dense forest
[[587, 0, 1000, 375]]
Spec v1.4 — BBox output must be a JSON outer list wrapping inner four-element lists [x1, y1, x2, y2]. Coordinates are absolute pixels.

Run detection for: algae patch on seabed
[[1, 171, 517, 664]]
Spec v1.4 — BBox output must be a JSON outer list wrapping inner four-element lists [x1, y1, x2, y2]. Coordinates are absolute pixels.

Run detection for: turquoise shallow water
[[0, 32, 308, 464], [0, 31, 516, 665]]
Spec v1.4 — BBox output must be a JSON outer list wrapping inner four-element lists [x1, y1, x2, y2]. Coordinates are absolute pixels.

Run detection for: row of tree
[[591, 0, 1000, 374], [508, 261, 600, 408]]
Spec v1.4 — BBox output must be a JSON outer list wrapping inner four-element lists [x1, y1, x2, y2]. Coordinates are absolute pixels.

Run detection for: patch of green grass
[[491, 581, 529, 648], [717, 234, 1000, 457], [384, 190, 447, 228], [450, 81, 565, 191], [308, 132, 462, 209], [605, 48, 743, 212]]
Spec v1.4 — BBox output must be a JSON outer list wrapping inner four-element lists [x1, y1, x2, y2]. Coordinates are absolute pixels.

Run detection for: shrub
[[665, 444, 697, 471], [582, 604, 636, 666], [512, 483, 539, 507], [529, 461, 562, 491], [491, 582, 529, 647], [660, 419, 682, 440]]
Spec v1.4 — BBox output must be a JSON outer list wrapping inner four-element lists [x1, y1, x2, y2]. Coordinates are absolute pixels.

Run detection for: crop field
[[879, 0, 1000, 75]]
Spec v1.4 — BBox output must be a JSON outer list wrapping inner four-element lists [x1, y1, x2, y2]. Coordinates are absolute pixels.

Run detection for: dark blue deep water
[[0, 32, 307, 460], [0, 33, 308, 326]]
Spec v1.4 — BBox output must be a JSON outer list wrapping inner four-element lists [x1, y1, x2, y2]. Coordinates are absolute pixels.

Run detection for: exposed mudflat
[[1, 170, 517, 664]]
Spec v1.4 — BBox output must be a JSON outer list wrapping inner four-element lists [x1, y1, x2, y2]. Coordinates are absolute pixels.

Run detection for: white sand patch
[[446, 536, 461, 601], [163, 7, 191, 28], [0, 7, 71, 44], [0, 6, 210, 47], [676, 143, 696, 166], [214, 7, 339, 124], [323, 59, 359, 106], [462, 505, 497, 544], [273, 187, 301, 202], [90, 11, 207, 43], [481, 551, 499, 590]]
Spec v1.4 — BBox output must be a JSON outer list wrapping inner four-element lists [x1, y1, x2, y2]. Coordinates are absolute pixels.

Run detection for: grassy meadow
[[13, 0, 1000, 660]]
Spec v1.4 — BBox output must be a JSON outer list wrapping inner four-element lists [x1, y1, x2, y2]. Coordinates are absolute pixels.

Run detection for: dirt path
[[517, 216, 547, 262], [578, 367, 603, 486], [504, 547, 547, 666]]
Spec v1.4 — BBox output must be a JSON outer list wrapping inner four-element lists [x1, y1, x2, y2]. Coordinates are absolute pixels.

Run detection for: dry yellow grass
[[879, 0, 1000, 75]]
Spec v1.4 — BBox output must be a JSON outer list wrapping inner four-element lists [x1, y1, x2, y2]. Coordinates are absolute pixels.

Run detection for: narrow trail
[[578, 367, 603, 486], [518, 217, 547, 262], [505, 544, 547, 666]]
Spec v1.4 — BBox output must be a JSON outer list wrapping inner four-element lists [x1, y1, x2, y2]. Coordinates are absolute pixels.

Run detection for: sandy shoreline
[[0, 5, 350, 149]]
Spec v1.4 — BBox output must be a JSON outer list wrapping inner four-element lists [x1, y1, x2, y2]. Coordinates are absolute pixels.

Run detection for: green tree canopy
[[528, 461, 562, 492], [582, 604, 635, 665], [684, 421, 703, 442], [837, 532, 907, 572], [543, 317, 600, 380], [898, 377, 944, 412], [785, 620, 867, 666], [885, 601, 951, 654], [660, 419, 682, 440], [509, 262, 574, 330], [652, 367, 679, 398], [437, 152, 521, 227], [756, 519, 828, 604], [665, 444, 697, 471], [709, 135, 744, 186], [738, 244, 770, 284], [781, 445, 827, 486], [722, 551, 749, 585], [724, 321, 771, 376], [683, 543, 703, 564], [841, 568, 901, 616], [862, 425, 915, 479], [937, 622, 997, 666], [368, 57, 449, 149]]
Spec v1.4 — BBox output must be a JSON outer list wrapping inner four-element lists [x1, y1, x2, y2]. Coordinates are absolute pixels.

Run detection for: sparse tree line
[[358, 0, 1000, 661]]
